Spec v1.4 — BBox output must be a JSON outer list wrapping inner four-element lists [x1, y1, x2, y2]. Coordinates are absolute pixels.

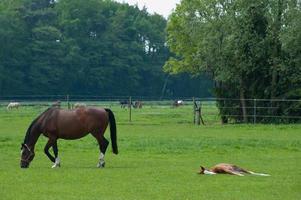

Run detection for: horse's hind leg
[[225, 169, 244, 176], [98, 136, 109, 168], [92, 131, 109, 168]]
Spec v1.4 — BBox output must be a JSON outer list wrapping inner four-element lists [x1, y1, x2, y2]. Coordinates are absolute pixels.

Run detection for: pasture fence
[[0, 95, 300, 124]]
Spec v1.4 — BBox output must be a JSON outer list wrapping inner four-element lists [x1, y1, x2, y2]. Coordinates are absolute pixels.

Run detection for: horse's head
[[20, 143, 35, 168]]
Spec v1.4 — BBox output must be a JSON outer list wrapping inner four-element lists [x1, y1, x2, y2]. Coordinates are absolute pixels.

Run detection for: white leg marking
[[99, 153, 104, 160], [97, 153, 105, 168], [204, 169, 217, 175], [52, 157, 61, 168]]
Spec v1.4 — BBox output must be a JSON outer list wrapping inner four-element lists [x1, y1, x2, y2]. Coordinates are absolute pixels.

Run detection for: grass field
[[0, 105, 300, 200]]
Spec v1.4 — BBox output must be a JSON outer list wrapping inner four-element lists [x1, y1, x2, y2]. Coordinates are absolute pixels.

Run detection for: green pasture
[[0, 105, 300, 200]]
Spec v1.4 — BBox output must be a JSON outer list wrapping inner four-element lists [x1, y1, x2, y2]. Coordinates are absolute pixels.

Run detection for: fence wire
[[0, 95, 300, 124]]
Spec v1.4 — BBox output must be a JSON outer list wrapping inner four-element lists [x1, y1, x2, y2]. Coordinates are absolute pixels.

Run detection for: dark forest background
[[1, 0, 300, 122], [0, 0, 213, 97]]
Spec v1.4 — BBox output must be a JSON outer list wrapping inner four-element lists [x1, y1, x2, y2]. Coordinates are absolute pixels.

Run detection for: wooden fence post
[[199, 102, 205, 125], [193, 97, 196, 124], [66, 94, 70, 109], [196, 106, 200, 125], [253, 99, 257, 124], [193, 99, 205, 125], [129, 96, 132, 122]]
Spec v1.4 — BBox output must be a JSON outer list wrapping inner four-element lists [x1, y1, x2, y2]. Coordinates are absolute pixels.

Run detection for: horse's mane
[[23, 107, 58, 144]]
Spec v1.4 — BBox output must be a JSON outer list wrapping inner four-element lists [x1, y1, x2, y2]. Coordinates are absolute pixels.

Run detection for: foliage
[[0, 0, 212, 97], [165, 0, 301, 122]]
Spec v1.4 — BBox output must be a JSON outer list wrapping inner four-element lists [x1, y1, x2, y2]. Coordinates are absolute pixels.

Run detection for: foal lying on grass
[[198, 163, 270, 176]]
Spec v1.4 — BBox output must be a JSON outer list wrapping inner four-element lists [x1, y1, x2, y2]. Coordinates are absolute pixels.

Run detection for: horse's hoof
[[52, 163, 61, 168], [97, 162, 105, 168]]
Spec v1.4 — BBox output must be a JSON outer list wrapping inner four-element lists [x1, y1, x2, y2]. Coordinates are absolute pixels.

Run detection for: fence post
[[66, 94, 70, 109], [253, 99, 257, 124], [196, 105, 200, 125], [129, 96, 132, 122], [193, 97, 196, 124], [199, 102, 205, 125]]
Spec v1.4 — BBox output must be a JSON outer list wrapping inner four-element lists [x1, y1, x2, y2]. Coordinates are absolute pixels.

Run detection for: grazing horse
[[20, 107, 118, 168], [7, 102, 20, 110], [198, 163, 270, 176]]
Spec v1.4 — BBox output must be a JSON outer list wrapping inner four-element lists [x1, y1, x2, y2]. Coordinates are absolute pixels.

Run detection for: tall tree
[[0, 0, 213, 97], [165, 0, 301, 122], [0, 0, 28, 95]]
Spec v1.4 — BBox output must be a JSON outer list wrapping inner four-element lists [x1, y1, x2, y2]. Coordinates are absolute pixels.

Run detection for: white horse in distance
[[7, 102, 21, 110], [74, 102, 87, 109]]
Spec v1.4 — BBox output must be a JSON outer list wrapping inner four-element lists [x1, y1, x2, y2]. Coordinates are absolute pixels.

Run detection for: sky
[[114, 0, 181, 18]]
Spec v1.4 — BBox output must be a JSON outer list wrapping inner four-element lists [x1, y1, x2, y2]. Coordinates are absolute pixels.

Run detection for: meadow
[[0, 103, 300, 200]]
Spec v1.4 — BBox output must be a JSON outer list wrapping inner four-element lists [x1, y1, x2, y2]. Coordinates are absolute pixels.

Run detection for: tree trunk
[[271, 0, 283, 100], [270, 0, 283, 116], [240, 78, 248, 123], [160, 75, 169, 100]]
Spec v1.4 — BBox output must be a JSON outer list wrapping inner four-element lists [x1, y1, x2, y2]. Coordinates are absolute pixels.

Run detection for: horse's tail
[[105, 108, 118, 154]]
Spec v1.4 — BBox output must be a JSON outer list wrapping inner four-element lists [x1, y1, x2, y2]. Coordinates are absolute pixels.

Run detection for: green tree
[[0, 0, 212, 98], [0, 0, 28, 95], [165, 0, 301, 122]]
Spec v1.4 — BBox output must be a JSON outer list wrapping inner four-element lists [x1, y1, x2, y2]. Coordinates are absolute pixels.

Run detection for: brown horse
[[20, 107, 118, 168]]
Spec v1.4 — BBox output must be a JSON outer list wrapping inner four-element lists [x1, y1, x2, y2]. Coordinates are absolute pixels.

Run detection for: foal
[[198, 163, 270, 176]]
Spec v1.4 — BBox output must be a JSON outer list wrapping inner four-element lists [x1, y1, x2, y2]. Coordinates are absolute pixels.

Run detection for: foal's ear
[[199, 166, 205, 174]]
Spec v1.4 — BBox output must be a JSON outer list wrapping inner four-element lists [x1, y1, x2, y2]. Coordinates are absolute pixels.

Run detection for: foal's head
[[198, 166, 206, 174], [20, 143, 35, 168]]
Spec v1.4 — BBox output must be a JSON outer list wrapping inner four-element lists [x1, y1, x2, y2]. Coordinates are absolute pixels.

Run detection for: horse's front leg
[[52, 140, 60, 168], [44, 137, 60, 168]]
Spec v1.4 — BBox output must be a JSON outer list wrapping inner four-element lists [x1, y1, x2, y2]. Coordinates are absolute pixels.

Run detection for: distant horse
[[20, 107, 118, 168], [7, 102, 21, 110], [172, 100, 184, 107], [51, 100, 61, 108], [74, 102, 87, 109], [120, 100, 130, 108], [133, 101, 143, 109]]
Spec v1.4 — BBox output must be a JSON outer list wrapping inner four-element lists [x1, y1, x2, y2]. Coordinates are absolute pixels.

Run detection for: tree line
[[0, 0, 212, 97], [165, 0, 301, 122]]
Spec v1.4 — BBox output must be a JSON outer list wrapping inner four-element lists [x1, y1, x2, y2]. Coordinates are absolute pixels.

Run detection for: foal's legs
[[92, 131, 109, 168], [224, 169, 244, 176]]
